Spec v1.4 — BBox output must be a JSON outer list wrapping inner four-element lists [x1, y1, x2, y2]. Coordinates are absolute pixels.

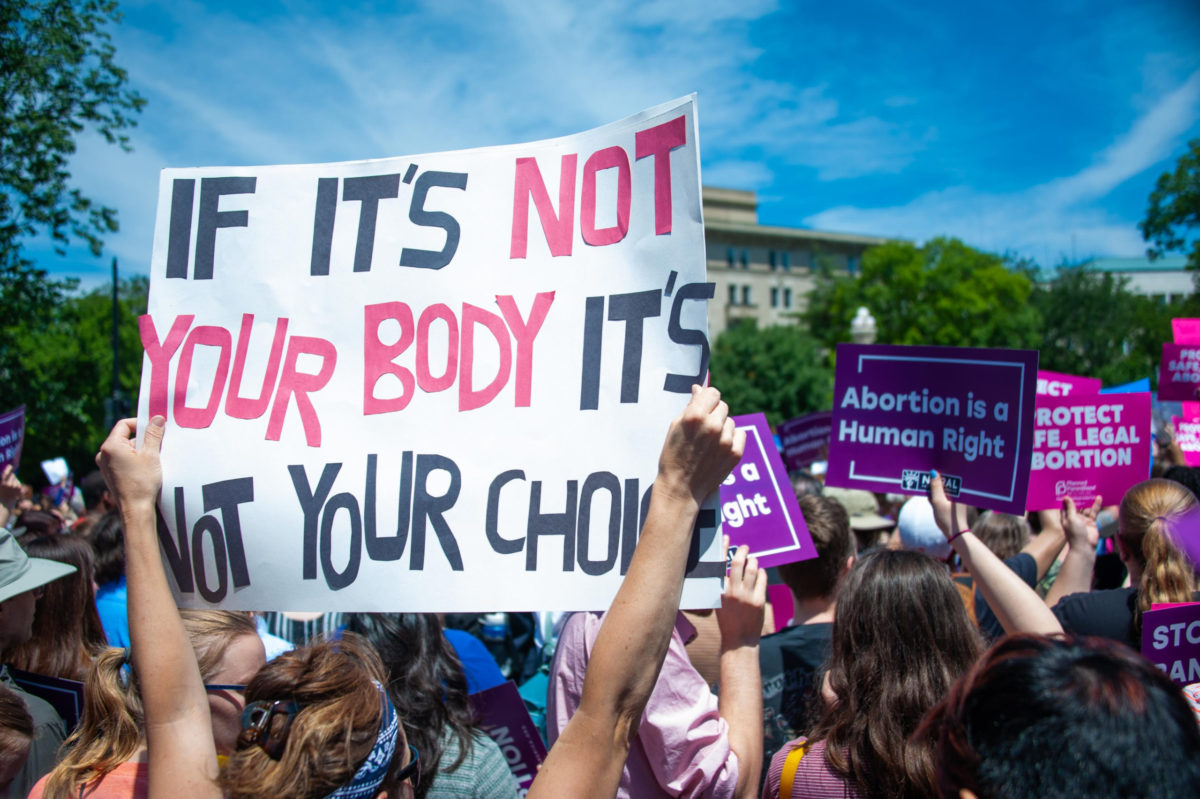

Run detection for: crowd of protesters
[[0, 388, 1198, 799]]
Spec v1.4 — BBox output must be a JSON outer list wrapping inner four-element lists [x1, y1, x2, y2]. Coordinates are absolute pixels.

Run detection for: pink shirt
[[547, 611, 739, 799]]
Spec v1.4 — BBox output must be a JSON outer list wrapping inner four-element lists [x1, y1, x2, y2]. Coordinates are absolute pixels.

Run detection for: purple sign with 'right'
[[826, 344, 1038, 515], [0, 405, 25, 472], [1141, 603, 1200, 687]]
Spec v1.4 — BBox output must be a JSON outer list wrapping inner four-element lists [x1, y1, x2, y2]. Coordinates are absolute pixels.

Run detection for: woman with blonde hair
[[28, 611, 264, 799], [1052, 478, 1197, 647]]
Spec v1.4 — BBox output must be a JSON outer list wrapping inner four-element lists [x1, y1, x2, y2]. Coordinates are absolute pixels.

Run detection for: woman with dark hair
[[764, 548, 984, 798], [764, 475, 1062, 798], [8, 534, 108, 680], [919, 634, 1200, 798], [342, 614, 519, 798]]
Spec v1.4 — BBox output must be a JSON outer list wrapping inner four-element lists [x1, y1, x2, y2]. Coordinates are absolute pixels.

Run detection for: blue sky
[[29, 0, 1200, 286]]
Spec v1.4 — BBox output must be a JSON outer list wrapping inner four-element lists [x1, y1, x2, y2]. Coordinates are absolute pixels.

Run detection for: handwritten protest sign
[[1026, 392, 1150, 510], [471, 680, 546, 793], [0, 406, 23, 472], [825, 344, 1037, 515], [1160, 344, 1200, 401], [1173, 318, 1200, 345], [1142, 604, 1200, 687], [720, 414, 815, 568], [1036, 370, 1100, 397], [778, 411, 832, 471], [136, 97, 727, 612]]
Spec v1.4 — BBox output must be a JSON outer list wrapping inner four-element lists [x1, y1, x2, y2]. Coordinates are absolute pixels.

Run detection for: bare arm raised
[[97, 418, 222, 799], [528, 386, 746, 799], [929, 474, 1062, 637]]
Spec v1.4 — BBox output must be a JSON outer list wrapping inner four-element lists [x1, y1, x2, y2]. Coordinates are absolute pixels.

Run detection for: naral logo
[[901, 469, 961, 496]]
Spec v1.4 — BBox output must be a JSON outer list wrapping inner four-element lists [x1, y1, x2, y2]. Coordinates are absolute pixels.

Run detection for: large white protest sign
[[136, 96, 724, 612]]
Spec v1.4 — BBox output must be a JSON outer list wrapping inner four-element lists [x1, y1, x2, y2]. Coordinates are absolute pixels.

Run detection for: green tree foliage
[[1140, 139, 1200, 272], [710, 320, 832, 426], [0, 0, 145, 265], [0, 276, 147, 483], [1030, 265, 1186, 386], [804, 238, 1041, 358]]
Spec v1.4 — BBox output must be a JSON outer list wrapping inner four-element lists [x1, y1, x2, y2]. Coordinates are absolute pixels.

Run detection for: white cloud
[[805, 69, 1200, 262]]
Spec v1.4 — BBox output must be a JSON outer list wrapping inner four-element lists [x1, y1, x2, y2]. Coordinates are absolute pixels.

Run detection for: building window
[[727, 248, 735, 268], [742, 285, 751, 305], [847, 255, 859, 274], [770, 287, 779, 308], [769, 250, 777, 270], [784, 288, 792, 308], [740, 250, 749, 268], [728, 284, 737, 305], [782, 252, 790, 270]]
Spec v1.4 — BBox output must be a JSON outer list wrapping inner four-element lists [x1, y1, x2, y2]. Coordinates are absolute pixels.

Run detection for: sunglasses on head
[[394, 743, 420, 788], [239, 699, 300, 760]]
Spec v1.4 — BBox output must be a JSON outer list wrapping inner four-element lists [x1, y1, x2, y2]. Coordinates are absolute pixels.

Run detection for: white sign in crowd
[[137, 96, 725, 612]]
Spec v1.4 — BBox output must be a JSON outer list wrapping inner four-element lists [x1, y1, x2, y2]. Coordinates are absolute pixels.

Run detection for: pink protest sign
[[778, 411, 832, 471], [826, 344, 1038, 515], [470, 680, 546, 792], [1035, 370, 1101, 397], [1173, 318, 1200, 344], [0, 405, 24, 472], [1142, 603, 1200, 687], [720, 413, 816, 568], [1174, 416, 1200, 467], [1160, 343, 1200, 401], [767, 584, 795, 631], [1026, 393, 1151, 511]]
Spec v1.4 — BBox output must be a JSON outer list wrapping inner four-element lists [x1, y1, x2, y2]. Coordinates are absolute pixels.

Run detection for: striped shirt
[[761, 739, 862, 799]]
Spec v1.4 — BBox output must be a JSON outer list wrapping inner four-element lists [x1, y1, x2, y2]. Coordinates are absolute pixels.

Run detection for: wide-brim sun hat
[[0, 530, 76, 604]]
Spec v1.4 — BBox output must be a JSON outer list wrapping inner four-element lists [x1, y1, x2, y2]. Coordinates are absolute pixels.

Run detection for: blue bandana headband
[[326, 680, 399, 799]]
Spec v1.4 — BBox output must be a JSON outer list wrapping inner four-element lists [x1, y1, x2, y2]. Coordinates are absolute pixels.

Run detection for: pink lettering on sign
[[508, 116, 687, 258], [362, 293, 556, 415]]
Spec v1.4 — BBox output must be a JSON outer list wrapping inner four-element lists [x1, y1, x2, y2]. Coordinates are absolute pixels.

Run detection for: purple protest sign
[[1026, 393, 1151, 510], [470, 680, 545, 792], [778, 411, 832, 471], [720, 413, 816, 568], [0, 405, 25, 472], [1173, 318, 1200, 345], [1160, 343, 1200, 401], [826, 344, 1037, 515], [1142, 603, 1200, 687], [1036, 370, 1101, 398]]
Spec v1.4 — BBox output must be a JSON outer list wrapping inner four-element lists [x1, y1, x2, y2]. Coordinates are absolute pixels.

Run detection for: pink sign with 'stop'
[[1026, 392, 1151, 510]]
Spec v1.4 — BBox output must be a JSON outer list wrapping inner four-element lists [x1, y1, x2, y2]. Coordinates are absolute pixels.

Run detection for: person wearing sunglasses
[[97, 416, 421, 799]]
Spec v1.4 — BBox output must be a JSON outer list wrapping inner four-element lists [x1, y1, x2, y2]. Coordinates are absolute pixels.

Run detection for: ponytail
[[41, 647, 144, 799], [1119, 480, 1198, 638]]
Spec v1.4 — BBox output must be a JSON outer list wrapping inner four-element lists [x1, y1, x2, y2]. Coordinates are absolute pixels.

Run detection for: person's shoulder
[[1052, 587, 1137, 637], [1005, 552, 1038, 584]]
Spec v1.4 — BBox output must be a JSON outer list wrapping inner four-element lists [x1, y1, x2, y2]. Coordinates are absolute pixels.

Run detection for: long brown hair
[[40, 611, 258, 799], [810, 549, 983, 799], [8, 534, 107, 680], [222, 634, 397, 799], [1119, 479, 1197, 637]]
